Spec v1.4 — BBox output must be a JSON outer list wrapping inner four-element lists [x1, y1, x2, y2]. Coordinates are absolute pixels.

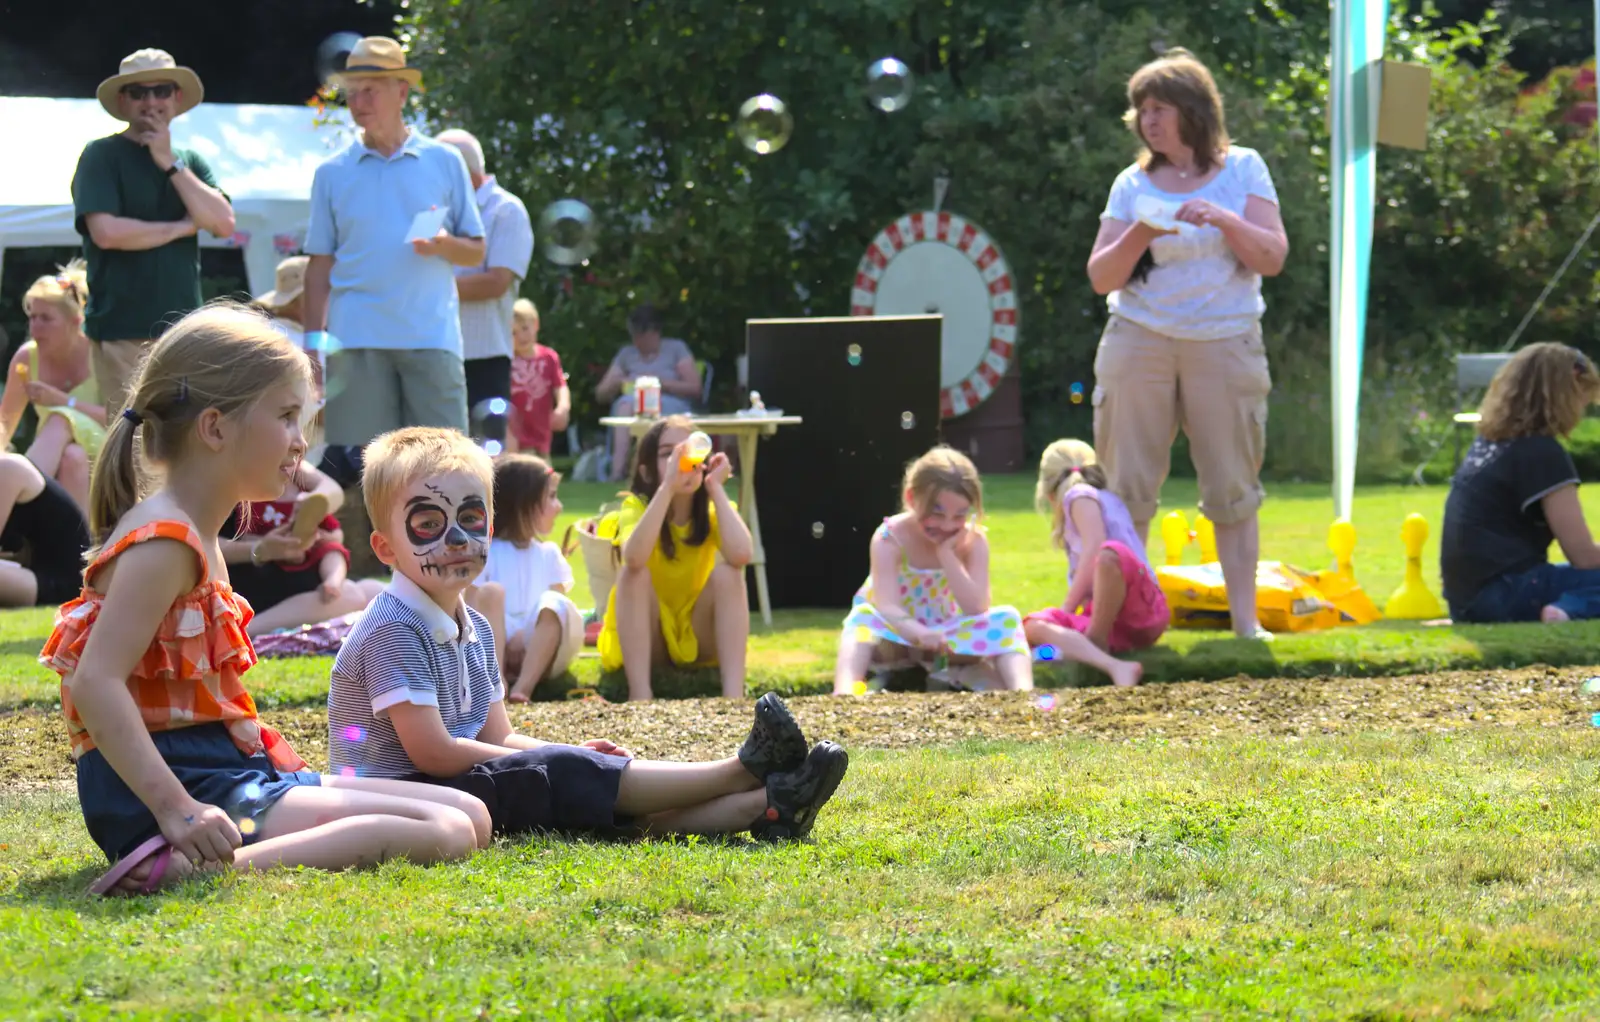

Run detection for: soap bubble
[[811, 522, 825, 539], [865, 58, 914, 113], [900, 411, 916, 430], [537, 199, 599, 266], [1035, 693, 1058, 712], [736, 94, 793, 155], [343, 725, 366, 744], [239, 817, 258, 836], [315, 32, 364, 87], [852, 680, 869, 696], [1582, 676, 1600, 695], [340, 765, 358, 778], [1071, 391, 1084, 405], [470, 398, 509, 454], [846, 344, 862, 366], [1034, 644, 1058, 662], [241, 782, 263, 802], [1069, 381, 1085, 395]]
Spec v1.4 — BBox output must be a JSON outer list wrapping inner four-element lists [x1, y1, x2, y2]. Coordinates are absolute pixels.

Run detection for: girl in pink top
[[1024, 440, 1168, 687]]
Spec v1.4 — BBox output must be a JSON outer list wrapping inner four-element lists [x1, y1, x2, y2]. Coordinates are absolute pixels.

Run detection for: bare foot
[[113, 847, 196, 894], [507, 691, 531, 704], [1106, 659, 1143, 688], [1541, 605, 1571, 623]]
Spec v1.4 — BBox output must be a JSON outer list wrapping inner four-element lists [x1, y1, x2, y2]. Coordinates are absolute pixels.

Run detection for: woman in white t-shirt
[[1085, 47, 1290, 641], [467, 454, 584, 701]]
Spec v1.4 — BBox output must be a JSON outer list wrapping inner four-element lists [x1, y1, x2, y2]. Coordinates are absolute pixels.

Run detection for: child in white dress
[[467, 454, 583, 701]]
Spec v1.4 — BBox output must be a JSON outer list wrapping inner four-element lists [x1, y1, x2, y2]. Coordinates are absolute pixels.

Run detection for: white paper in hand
[[405, 206, 449, 244], [1133, 194, 1195, 235]]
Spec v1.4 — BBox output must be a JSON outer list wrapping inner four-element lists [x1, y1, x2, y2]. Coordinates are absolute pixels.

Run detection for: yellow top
[[23, 341, 104, 463], [596, 493, 731, 670]]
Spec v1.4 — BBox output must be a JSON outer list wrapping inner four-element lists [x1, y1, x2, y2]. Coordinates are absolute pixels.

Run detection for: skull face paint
[[389, 474, 491, 591]]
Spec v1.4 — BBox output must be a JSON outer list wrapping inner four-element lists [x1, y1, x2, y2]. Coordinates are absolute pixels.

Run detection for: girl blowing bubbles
[[835, 446, 1033, 694], [42, 305, 489, 896], [597, 415, 753, 701], [467, 454, 584, 703], [1023, 440, 1167, 687]]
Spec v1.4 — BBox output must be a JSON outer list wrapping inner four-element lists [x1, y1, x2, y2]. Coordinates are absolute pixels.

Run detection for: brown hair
[[362, 427, 495, 535], [493, 452, 559, 547], [88, 303, 314, 548], [628, 414, 709, 559], [902, 445, 984, 518], [1477, 342, 1600, 442], [1124, 48, 1230, 175]]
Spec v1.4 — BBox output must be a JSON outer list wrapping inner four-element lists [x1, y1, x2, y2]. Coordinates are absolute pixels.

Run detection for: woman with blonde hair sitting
[[0, 261, 107, 511], [1441, 342, 1600, 623]]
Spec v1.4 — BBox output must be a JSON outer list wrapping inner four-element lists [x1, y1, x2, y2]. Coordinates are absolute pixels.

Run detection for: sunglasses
[[121, 83, 176, 100]]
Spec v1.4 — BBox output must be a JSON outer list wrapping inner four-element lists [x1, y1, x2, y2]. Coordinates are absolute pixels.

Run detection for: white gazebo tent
[[0, 96, 361, 297]]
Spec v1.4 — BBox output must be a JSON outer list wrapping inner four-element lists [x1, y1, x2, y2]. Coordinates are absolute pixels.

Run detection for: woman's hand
[[581, 738, 634, 759], [704, 451, 733, 490], [253, 525, 312, 564], [25, 381, 69, 408], [156, 797, 241, 866], [1174, 198, 1235, 229]]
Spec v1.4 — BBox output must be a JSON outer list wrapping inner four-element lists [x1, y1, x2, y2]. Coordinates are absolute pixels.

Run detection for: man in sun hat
[[71, 48, 236, 415], [302, 36, 485, 455]]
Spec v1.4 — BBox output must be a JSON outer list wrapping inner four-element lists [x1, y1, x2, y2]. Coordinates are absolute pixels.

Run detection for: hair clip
[[122, 408, 143, 425], [177, 377, 190, 404]]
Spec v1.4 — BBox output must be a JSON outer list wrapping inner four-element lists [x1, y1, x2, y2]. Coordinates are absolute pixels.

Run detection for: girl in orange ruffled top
[[42, 304, 492, 897]]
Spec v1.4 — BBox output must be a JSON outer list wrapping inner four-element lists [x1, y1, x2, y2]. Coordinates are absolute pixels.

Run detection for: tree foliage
[[402, 0, 1599, 481]]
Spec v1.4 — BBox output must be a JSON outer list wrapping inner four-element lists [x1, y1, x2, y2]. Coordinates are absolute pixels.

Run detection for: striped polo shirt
[[327, 572, 503, 779]]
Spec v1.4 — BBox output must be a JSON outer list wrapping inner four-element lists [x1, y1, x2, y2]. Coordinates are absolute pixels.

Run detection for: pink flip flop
[[88, 835, 174, 897]]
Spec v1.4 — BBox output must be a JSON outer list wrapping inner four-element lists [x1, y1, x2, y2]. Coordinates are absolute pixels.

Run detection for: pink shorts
[[1025, 540, 1168, 653]]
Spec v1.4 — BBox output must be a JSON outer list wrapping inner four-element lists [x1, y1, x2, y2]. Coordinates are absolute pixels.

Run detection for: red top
[[229, 500, 347, 573], [42, 519, 305, 770], [510, 345, 565, 453]]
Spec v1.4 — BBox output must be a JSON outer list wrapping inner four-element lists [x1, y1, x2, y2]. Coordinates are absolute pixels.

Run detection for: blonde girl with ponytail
[[1023, 439, 1168, 687]]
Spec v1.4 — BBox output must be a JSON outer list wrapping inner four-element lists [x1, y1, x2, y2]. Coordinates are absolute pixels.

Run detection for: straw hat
[[334, 37, 423, 87], [256, 256, 309, 312], [96, 49, 204, 120]]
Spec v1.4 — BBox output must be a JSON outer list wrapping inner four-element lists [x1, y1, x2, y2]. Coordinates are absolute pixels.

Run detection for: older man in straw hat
[[302, 37, 485, 453], [71, 48, 235, 416]]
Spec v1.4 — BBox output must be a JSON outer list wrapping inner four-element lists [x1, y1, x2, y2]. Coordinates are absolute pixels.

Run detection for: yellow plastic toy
[[1385, 513, 1446, 619], [1160, 510, 1191, 566], [1308, 517, 1383, 624], [1194, 513, 1218, 564]]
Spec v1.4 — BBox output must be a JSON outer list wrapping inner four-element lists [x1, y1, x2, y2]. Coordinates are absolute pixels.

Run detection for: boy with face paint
[[326, 428, 850, 841]]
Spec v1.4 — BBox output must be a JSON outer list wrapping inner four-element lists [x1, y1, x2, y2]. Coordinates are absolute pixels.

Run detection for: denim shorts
[[1452, 562, 1600, 623], [76, 722, 322, 861]]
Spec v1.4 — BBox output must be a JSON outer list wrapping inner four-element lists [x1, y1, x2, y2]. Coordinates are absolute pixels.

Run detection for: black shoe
[[737, 692, 808, 782], [751, 740, 849, 842]]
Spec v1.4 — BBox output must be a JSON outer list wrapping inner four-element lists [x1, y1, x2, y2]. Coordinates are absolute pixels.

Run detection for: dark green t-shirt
[[70, 134, 224, 342]]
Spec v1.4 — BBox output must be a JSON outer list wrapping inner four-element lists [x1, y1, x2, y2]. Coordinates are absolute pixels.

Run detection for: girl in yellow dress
[[597, 415, 754, 700], [0, 261, 107, 511]]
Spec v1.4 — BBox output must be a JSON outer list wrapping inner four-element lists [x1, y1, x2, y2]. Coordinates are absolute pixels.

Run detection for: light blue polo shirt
[[305, 131, 486, 354]]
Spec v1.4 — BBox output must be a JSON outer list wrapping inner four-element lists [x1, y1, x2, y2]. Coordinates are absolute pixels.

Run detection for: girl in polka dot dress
[[834, 446, 1033, 694]]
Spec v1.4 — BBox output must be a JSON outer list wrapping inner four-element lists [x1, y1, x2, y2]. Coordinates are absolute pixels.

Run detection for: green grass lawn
[[6, 480, 1600, 1017], [4, 729, 1599, 1019], [4, 475, 1600, 709]]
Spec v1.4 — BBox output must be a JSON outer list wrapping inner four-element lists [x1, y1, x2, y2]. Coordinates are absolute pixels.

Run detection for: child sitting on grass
[[835, 446, 1033, 694], [327, 427, 849, 842], [466, 453, 584, 702], [1022, 440, 1167, 687], [43, 305, 490, 897]]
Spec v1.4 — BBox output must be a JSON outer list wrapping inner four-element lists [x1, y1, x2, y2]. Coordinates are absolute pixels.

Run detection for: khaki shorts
[[323, 348, 469, 448], [1092, 315, 1271, 526], [91, 339, 155, 417]]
